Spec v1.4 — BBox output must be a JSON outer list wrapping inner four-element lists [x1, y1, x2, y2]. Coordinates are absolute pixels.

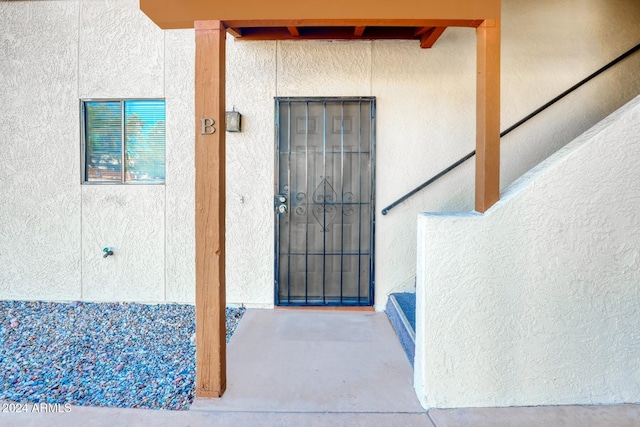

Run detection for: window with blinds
[[82, 99, 166, 184]]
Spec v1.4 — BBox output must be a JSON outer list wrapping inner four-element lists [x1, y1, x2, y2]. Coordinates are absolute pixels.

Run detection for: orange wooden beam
[[287, 26, 300, 36], [354, 25, 366, 36], [194, 20, 227, 398], [140, 0, 501, 29], [420, 27, 446, 48], [475, 19, 501, 213]]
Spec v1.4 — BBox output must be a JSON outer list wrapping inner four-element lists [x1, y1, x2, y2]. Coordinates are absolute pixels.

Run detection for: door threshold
[[275, 306, 374, 312]]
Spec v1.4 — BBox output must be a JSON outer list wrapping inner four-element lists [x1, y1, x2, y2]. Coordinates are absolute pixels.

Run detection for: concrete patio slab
[[1, 309, 430, 426], [4, 403, 640, 427], [0, 405, 432, 427], [191, 309, 424, 413]]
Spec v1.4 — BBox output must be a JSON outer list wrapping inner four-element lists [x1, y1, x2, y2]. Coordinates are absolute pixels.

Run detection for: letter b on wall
[[201, 118, 216, 135]]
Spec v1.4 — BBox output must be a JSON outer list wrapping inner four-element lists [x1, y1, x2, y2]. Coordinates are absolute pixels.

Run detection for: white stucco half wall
[[415, 95, 640, 408]]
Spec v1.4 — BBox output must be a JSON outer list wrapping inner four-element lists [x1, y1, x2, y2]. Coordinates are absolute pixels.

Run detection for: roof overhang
[[140, 0, 500, 47]]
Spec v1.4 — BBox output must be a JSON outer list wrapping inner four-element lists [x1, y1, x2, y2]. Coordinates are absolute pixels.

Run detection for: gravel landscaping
[[0, 301, 244, 410]]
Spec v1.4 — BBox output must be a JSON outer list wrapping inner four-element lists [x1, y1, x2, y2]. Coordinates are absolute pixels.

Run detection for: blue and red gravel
[[0, 301, 244, 410]]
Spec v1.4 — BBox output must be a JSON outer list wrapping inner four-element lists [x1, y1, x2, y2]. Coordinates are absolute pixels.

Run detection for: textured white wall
[[1, 0, 639, 308], [0, 2, 81, 300], [278, 40, 372, 96], [79, 0, 164, 99], [81, 187, 165, 301], [225, 39, 277, 307], [164, 29, 196, 303], [372, 33, 477, 304], [415, 95, 640, 408], [500, 0, 640, 187], [78, 0, 167, 302], [0, 0, 176, 303]]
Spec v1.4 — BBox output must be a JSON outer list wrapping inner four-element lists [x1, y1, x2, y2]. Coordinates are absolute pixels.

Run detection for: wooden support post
[[475, 19, 500, 213], [194, 20, 226, 398]]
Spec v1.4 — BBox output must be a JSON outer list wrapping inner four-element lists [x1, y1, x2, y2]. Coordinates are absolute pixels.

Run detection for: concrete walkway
[[191, 309, 423, 414], [2, 309, 639, 426]]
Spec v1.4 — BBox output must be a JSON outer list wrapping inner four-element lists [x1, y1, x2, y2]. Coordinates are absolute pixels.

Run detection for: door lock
[[276, 193, 288, 214]]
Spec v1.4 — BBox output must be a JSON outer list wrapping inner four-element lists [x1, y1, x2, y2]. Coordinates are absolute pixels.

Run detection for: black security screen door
[[275, 97, 375, 306]]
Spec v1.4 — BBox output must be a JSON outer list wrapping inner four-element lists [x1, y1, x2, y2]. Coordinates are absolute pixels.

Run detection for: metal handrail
[[381, 42, 640, 216]]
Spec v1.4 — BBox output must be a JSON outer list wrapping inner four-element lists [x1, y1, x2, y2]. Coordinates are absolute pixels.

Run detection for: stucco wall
[[0, 0, 188, 303], [225, 40, 277, 307], [415, 95, 640, 408], [1, 0, 639, 307], [0, 2, 81, 300]]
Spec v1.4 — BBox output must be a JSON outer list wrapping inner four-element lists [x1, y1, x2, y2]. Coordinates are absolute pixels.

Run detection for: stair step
[[385, 292, 416, 366]]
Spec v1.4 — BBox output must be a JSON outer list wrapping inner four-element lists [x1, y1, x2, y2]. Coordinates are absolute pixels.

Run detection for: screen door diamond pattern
[[275, 98, 375, 306]]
